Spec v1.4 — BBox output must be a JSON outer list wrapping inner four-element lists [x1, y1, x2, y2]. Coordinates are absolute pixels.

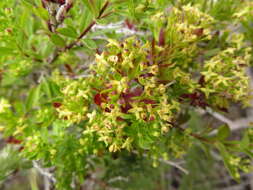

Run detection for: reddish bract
[[149, 115, 155, 121], [6, 136, 22, 144], [158, 28, 166, 46], [53, 102, 62, 108], [57, 0, 65, 4], [140, 73, 155, 78], [120, 103, 132, 113], [144, 115, 155, 122], [192, 28, 204, 36], [125, 19, 134, 30], [123, 86, 143, 99], [18, 146, 24, 152], [180, 92, 208, 108], [94, 93, 108, 106], [198, 75, 205, 87], [116, 117, 125, 122]]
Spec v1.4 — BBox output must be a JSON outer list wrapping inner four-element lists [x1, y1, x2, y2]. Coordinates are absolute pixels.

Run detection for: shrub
[[0, 0, 252, 189]]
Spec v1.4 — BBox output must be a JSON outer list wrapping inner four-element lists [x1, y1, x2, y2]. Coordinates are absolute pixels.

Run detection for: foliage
[[0, 0, 253, 189], [0, 146, 30, 183]]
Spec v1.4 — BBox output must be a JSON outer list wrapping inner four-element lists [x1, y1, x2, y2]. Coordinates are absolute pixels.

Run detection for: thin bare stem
[[33, 161, 56, 183]]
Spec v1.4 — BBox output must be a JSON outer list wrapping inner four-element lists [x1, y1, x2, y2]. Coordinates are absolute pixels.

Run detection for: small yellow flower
[[108, 55, 118, 63], [0, 126, 5, 132], [0, 99, 10, 113], [87, 110, 97, 123], [50, 149, 57, 155], [161, 126, 169, 133], [153, 131, 160, 137], [78, 149, 83, 154], [122, 137, 133, 151], [13, 124, 27, 136], [109, 143, 119, 152], [79, 139, 85, 145]]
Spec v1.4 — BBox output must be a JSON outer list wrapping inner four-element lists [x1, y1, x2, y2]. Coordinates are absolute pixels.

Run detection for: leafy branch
[[48, 0, 111, 64]]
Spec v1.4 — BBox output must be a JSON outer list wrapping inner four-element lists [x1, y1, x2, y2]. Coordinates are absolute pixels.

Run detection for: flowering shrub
[[0, 0, 253, 189]]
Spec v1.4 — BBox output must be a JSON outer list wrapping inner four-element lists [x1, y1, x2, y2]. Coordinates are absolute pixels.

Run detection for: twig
[[44, 175, 51, 190], [92, 21, 148, 36], [205, 107, 234, 127], [108, 176, 129, 183], [158, 158, 189, 175], [174, 124, 215, 144], [32, 161, 56, 183], [198, 108, 253, 135], [66, 21, 96, 50], [132, 151, 189, 174]]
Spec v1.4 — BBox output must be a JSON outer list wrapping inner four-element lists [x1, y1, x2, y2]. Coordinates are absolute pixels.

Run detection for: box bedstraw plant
[[0, 0, 253, 189]]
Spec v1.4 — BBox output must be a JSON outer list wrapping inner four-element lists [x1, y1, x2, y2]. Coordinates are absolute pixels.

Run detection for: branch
[[49, 1, 111, 64], [92, 21, 148, 36], [32, 161, 56, 183], [174, 124, 215, 144], [65, 21, 96, 50], [132, 151, 189, 174], [108, 176, 129, 183], [158, 158, 189, 174], [198, 108, 253, 135], [43, 175, 51, 190]]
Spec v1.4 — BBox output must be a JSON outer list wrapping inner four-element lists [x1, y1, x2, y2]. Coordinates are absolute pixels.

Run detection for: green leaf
[[81, 0, 97, 16], [128, 0, 136, 19], [0, 146, 31, 181], [49, 80, 61, 97], [217, 125, 230, 140], [41, 79, 52, 100], [216, 143, 240, 181], [243, 149, 253, 158], [22, 0, 34, 5], [80, 9, 93, 32], [204, 48, 220, 58], [51, 34, 66, 47], [138, 138, 152, 150], [83, 39, 97, 49], [0, 47, 14, 56], [138, 134, 153, 150], [57, 27, 78, 38], [240, 132, 250, 149], [21, 0, 35, 9], [26, 85, 41, 110], [32, 7, 49, 20]]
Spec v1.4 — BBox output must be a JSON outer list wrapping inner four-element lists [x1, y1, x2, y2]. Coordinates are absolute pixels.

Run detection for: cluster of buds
[[42, 0, 73, 26], [42, 0, 66, 7]]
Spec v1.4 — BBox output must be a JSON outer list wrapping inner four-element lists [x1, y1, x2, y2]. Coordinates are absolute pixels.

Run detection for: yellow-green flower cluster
[[173, 5, 214, 38], [86, 37, 182, 152], [149, 5, 215, 71], [56, 79, 91, 124], [201, 47, 251, 107], [233, 1, 253, 20], [58, 6, 252, 154]]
